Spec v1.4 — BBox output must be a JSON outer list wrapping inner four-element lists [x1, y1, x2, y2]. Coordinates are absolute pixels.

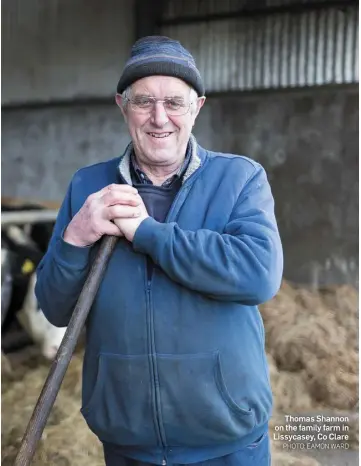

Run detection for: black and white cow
[[1, 204, 66, 360]]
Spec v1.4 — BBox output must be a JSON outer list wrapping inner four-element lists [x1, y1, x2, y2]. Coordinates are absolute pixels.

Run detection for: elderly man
[[35, 36, 283, 466]]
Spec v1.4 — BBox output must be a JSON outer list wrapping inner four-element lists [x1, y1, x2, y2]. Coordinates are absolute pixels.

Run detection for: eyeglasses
[[124, 96, 194, 116]]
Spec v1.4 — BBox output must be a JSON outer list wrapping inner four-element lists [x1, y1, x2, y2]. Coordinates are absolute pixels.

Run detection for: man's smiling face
[[117, 75, 204, 169]]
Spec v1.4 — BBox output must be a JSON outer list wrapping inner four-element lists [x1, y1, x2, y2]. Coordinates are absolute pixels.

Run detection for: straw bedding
[[2, 281, 358, 465]]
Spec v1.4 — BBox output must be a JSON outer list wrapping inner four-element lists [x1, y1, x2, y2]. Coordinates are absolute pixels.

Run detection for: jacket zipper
[[164, 152, 208, 222], [145, 185, 194, 462], [146, 258, 167, 454], [142, 157, 207, 464], [164, 175, 196, 223]]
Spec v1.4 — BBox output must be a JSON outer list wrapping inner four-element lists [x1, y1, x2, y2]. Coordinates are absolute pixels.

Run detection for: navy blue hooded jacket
[[35, 136, 283, 464]]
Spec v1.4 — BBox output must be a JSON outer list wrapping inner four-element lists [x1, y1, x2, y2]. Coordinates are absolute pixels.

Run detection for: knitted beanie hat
[[117, 35, 205, 96]]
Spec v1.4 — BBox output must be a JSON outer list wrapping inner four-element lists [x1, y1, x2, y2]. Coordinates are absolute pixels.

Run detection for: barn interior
[[1, 0, 359, 465]]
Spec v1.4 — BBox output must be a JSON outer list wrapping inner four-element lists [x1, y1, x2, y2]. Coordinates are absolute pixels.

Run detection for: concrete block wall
[[194, 85, 359, 287], [1, 0, 358, 287], [2, 85, 358, 287], [2, 0, 135, 105]]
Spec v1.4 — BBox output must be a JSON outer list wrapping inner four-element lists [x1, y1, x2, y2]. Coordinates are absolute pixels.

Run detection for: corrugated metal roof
[[162, 0, 356, 21], [161, 5, 358, 92]]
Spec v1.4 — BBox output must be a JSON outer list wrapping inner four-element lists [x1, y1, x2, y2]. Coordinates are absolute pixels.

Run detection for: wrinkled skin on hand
[[64, 184, 143, 247], [113, 195, 149, 242]]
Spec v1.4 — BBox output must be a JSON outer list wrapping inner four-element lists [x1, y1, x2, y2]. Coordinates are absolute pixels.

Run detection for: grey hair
[[121, 85, 200, 114]]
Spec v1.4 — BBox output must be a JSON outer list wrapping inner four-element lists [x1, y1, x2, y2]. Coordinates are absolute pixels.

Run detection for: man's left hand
[[113, 196, 149, 242]]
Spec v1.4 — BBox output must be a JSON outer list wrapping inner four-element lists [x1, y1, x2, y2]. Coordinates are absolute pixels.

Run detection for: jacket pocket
[[157, 351, 256, 446], [80, 353, 157, 445]]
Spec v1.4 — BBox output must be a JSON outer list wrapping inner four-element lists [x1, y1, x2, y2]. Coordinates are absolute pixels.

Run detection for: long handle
[[14, 235, 119, 466]]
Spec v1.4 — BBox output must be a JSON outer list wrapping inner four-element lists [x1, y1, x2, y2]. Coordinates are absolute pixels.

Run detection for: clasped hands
[[64, 184, 149, 247]]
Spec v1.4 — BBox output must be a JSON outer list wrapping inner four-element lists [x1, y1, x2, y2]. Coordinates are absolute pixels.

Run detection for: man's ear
[[115, 93, 127, 122], [192, 96, 206, 120]]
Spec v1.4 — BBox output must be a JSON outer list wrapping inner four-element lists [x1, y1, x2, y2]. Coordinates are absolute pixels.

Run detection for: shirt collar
[[130, 142, 192, 187]]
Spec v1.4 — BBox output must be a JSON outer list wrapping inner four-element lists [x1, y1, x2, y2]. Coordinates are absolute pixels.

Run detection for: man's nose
[[151, 101, 169, 127]]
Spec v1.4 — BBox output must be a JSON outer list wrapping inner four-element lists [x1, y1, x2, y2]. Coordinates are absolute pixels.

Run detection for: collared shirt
[[130, 142, 191, 187]]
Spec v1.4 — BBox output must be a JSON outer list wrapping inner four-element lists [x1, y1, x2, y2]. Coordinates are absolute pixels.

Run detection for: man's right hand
[[63, 184, 142, 247]]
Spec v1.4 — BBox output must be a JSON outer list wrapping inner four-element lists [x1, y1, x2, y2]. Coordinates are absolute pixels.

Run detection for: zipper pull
[[162, 459, 167, 465]]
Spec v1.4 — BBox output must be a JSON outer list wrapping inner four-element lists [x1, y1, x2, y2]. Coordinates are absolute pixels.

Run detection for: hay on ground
[[1, 280, 358, 465], [271, 451, 321, 466], [267, 355, 318, 413], [1, 350, 104, 466], [260, 281, 358, 411]]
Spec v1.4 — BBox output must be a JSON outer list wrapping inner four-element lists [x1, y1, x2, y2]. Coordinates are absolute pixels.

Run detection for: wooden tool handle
[[14, 235, 118, 466]]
